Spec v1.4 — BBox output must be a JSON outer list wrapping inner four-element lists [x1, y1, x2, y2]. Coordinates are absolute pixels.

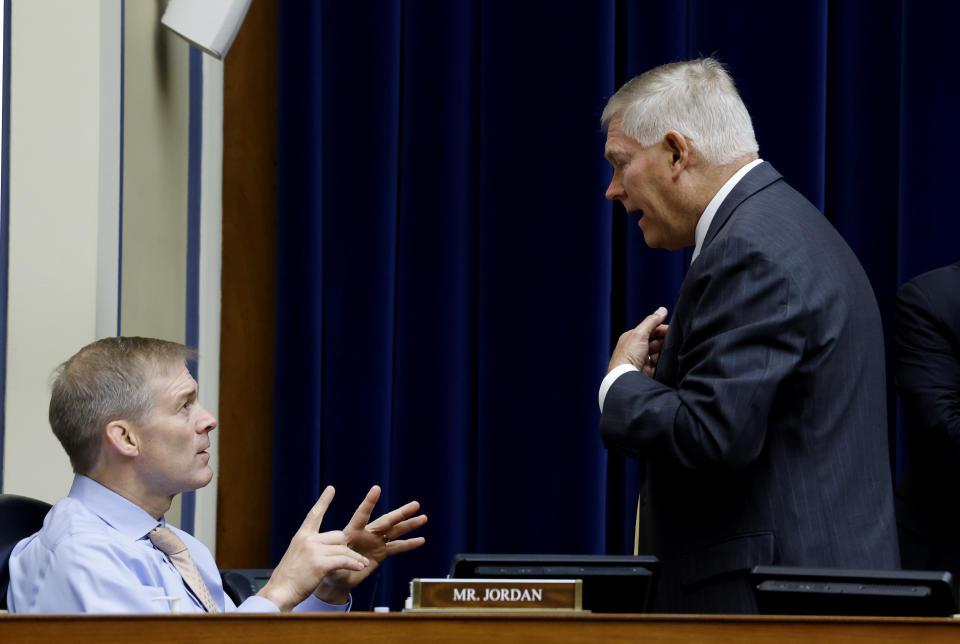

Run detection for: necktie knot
[[148, 526, 188, 555]]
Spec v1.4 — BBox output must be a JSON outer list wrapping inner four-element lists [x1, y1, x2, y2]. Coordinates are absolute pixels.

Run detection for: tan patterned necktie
[[148, 526, 220, 613]]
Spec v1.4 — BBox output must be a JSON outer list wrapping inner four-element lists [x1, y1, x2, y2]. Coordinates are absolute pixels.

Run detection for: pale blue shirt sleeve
[[181, 526, 351, 613], [293, 594, 352, 612], [183, 529, 352, 613], [9, 513, 351, 614], [10, 532, 182, 613], [233, 591, 352, 613]]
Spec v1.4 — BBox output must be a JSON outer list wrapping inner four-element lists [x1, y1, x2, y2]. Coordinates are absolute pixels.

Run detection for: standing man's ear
[[105, 420, 140, 458], [663, 130, 691, 175]]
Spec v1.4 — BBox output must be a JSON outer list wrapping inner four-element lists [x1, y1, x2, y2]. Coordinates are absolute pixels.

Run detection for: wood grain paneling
[[217, 0, 278, 567], [3, 613, 960, 644]]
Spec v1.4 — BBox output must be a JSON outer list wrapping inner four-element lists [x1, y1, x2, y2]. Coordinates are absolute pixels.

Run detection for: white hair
[[601, 58, 759, 165]]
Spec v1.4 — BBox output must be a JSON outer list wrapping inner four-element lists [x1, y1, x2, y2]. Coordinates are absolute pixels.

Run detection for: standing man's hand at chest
[[608, 307, 669, 377]]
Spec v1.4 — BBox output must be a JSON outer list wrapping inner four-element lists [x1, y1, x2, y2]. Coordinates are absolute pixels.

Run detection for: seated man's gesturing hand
[[259, 486, 369, 611], [313, 485, 427, 604]]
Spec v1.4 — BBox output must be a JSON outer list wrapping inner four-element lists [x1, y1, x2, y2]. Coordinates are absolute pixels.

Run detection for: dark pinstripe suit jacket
[[600, 162, 899, 613], [894, 262, 960, 579]]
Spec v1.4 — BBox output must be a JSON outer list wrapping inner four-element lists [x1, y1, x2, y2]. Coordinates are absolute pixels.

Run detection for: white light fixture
[[160, 0, 253, 60]]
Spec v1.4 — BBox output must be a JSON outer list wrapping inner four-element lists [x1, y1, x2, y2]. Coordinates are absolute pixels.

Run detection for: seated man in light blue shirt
[[8, 336, 427, 613]]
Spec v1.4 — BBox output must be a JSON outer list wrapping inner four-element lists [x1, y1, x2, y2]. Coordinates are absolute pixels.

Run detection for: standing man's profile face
[[604, 113, 693, 250], [132, 361, 217, 499]]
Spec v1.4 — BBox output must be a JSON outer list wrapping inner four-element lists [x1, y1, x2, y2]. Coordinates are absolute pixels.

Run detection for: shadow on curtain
[[273, 0, 960, 609]]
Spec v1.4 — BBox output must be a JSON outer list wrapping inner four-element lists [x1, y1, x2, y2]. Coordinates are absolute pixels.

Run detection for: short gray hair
[[601, 57, 759, 165], [49, 337, 195, 475]]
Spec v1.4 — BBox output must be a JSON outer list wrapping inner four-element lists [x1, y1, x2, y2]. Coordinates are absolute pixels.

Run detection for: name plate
[[408, 578, 582, 611]]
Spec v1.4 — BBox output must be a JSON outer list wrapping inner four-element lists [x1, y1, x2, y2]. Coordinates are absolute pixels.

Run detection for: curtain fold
[[275, 0, 959, 609]]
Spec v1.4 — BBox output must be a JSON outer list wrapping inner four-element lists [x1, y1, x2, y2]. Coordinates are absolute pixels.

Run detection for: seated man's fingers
[[319, 544, 368, 567], [324, 553, 367, 574], [315, 529, 347, 545], [299, 486, 335, 533], [384, 536, 426, 555], [367, 500, 422, 534], [344, 485, 382, 531], [379, 514, 428, 540]]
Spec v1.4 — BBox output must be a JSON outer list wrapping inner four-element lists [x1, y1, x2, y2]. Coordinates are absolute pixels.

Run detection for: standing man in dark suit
[[893, 262, 960, 580], [598, 58, 899, 613]]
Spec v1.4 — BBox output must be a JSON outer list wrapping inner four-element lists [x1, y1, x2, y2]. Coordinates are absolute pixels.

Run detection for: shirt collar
[[69, 474, 165, 541], [691, 158, 764, 263]]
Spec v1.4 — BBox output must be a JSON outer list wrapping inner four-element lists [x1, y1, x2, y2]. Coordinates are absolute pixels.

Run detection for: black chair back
[[220, 568, 273, 606], [0, 494, 52, 610]]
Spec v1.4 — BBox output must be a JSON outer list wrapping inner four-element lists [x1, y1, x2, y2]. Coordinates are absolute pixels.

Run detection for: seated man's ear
[[105, 420, 140, 458]]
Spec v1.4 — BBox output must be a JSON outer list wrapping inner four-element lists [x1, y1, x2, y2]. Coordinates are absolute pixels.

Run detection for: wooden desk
[[2, 612, 960, 643]]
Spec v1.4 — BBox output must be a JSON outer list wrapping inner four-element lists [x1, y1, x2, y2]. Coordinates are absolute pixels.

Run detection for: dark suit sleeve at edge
[[600, 248, 806, 471], [895, 280, 960, 461]]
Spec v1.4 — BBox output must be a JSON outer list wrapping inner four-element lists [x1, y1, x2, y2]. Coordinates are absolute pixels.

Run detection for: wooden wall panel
[[217, 0, 278, 567], [4, 614, 960, 643]]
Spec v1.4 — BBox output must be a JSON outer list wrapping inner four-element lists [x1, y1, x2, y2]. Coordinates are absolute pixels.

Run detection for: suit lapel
[[656, 163, 783, 388], [701, 161, 783, 251]]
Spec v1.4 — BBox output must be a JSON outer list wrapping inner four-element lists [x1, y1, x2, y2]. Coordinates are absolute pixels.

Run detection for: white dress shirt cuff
[[599, 364, 639, 411]]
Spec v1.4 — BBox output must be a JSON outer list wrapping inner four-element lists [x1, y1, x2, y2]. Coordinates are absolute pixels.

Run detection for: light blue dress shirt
[[8, 475, 351, 614]]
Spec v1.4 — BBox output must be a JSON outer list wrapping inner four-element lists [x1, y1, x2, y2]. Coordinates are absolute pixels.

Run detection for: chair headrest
[[0, 494, 53, 611]]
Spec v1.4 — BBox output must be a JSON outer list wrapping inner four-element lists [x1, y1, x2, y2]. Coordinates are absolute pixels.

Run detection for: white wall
[[120, 1, 189, 343], [96, 0, 122, 339], [2, 0, 224, 552], [119, 0, 192, 529], [196, 55, 224, 553], [3, 0, 117, 503]]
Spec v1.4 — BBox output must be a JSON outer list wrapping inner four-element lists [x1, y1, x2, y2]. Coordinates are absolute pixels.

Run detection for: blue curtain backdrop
[[273, 0, 960, 609]]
